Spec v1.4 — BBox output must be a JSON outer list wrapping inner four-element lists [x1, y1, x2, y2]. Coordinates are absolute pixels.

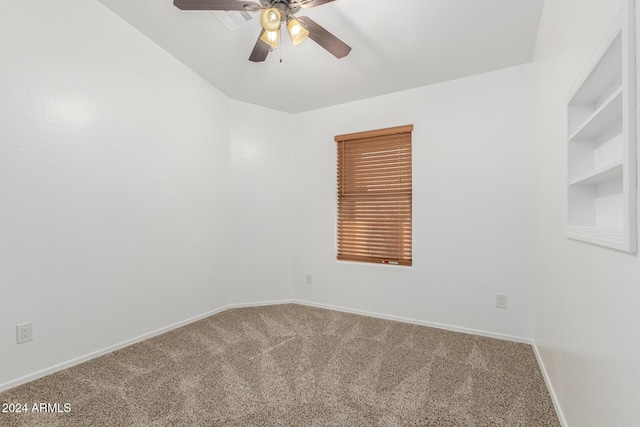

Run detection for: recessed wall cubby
[[565, 0, 637, 252]]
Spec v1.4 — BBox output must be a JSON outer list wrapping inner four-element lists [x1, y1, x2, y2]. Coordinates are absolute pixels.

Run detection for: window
[[335, 125, 413, 266]]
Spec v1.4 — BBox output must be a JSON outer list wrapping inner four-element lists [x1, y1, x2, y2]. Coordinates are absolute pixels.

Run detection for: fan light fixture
[[287, 18, 309, 45], [173, 0, 352, 63], [260, 7, 281, 32], [259, 29, 279, 49]]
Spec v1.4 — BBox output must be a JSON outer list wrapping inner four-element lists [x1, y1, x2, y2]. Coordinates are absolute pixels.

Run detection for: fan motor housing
[[260, 0, 301, 16]]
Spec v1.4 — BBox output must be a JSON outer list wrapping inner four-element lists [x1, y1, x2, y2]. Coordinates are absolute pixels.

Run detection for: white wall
[[532, 0, 640, 425], [0, 0, 232, 388], [12, 3, 639, 424], [229, 101, 294, 304], [292, 64, 536, 340]]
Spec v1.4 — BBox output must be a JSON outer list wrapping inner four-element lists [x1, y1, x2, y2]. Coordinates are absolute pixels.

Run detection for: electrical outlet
[[16, 322, 33, 344], [495, 294, 507, 309], [305, 273, 312, 285]]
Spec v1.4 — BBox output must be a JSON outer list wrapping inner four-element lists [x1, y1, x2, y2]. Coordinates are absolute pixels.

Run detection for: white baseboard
[[0, 304, 231, 393], [0, 300, 299, 392], [293, 299, 531, 344], [531, 341, 568, 427], [226, 299, 295, 309], [0, 298, 535, 394]]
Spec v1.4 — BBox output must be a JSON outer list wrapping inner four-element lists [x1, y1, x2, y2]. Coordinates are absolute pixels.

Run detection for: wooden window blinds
[[335, 125, 413, 266]]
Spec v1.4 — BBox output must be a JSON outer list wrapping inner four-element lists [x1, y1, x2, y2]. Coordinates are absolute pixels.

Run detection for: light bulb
[[287, 18, 309, 45], [259, 29, 279, 49], [260, 8, 281, 32]]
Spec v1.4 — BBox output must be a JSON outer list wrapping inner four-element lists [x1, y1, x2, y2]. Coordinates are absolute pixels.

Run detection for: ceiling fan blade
[[173, 0, 261, 11], [249, 29, 270, 62], [298, 0, 336, 9], [297, 16, 351, 59]]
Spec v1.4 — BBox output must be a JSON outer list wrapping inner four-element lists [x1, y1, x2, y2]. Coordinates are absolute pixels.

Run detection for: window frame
[[334, 125, 413, 266]]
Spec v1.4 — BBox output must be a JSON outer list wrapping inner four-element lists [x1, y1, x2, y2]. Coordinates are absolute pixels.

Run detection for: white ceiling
[[96, 0, 545, 113]]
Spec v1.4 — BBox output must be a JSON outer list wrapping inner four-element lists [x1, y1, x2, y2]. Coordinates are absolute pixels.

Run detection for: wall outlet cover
[[17, 322, 33, 344], [496, 294, 507, 309]]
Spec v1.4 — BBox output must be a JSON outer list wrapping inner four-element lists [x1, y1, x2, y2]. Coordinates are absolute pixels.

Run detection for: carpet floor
[[0, 304, 559, 426]]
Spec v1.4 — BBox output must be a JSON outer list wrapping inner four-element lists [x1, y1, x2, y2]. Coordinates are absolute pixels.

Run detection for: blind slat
[[337, 241, 412, 250]]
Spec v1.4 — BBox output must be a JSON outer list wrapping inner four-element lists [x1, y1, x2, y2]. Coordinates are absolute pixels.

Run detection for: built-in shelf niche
[[565, 0, 636, 252]]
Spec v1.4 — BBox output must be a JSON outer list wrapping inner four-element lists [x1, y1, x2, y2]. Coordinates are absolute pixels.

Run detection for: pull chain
[[279, 28, 284, 63]]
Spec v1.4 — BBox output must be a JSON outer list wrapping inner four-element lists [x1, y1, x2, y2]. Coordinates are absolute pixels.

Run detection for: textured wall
[[229, 100, 295, 305], [532, 0, 640, 425], [292, 64, 536, 340], [0, 0, 232, 388]]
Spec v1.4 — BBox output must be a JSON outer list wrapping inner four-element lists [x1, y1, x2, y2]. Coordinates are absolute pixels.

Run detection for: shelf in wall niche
[[569, 87, 622, 141], [569, 161, 623, 185], [569, 32, 622, 106], [565, 226, 627, 250], [564, 0, 636, 253]]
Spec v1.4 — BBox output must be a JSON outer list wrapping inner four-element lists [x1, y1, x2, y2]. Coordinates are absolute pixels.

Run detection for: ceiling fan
[[173, 0, 351, 62]]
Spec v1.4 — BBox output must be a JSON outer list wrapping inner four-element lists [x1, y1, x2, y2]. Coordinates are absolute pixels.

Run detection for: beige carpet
[[0, 304, 559, 426]]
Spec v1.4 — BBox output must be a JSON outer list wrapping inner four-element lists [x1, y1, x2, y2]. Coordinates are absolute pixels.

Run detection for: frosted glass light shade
[[287, 18, 309, 45], [260, 8, 281, 32], [260, 29, 279, 49]]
